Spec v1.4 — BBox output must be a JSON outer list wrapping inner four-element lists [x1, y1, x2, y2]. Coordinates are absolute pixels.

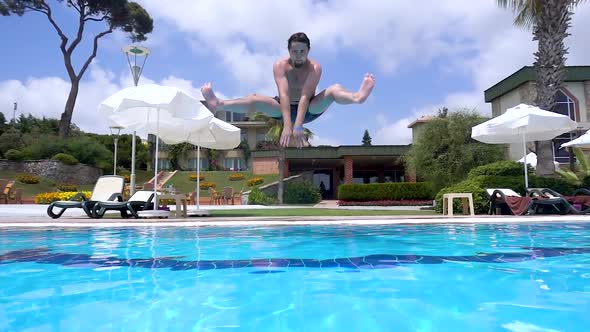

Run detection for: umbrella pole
[[154, 108, 160, 211], [130, 131, 136, 197], [522, 133, 529, 189], [197, 145, 201, 210]]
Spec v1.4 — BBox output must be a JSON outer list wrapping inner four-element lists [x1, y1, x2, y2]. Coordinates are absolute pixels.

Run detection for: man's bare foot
[[354, 73, 376, 103], [200, 82, 221, 111]]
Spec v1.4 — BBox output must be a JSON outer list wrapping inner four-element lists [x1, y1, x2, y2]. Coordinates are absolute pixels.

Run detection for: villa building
[[484, 65, 590, 163]]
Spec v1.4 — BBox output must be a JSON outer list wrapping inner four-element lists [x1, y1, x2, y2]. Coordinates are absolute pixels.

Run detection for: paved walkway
[[1, 202, 589, 228]]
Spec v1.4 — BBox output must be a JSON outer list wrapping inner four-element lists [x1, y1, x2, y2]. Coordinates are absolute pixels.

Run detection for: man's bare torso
[[277, 57, 319, 105]]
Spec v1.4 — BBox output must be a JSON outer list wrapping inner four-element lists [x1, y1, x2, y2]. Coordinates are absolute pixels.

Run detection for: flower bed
[[35, 191, 93, 204]]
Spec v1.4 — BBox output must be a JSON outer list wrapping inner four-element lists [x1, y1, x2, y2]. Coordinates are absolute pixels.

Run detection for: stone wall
[[0, 160, 102, 184]]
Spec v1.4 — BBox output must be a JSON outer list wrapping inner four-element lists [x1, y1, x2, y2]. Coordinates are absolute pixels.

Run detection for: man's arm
[[273, 60, 292, 147], [293, 63, 322, 144]]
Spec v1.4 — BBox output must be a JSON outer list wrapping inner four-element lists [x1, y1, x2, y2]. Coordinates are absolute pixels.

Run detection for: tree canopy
[[1, 0, 153, 137], [405, 108, 507, 191], [362, 129, 372, 146]]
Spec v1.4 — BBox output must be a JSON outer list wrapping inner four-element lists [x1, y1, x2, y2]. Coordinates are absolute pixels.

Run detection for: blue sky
[[1, 1, 589, 146]]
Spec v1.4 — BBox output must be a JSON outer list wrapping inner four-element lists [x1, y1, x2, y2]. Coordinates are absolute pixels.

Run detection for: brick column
[[344, 156, 353, 184], [284, 160, 289, 178]]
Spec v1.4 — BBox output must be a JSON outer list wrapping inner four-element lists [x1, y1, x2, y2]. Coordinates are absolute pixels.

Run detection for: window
[[215, 111, 227, 122], [240, 132, 248, 143], [554, 133, 576, 164], [552, 89, 577, 163], [158, 159, 172, 170], [188, 158, 209, 170], [224, 158, 246, 171], [232, 112, 246, 122], [554, 90, 576, 121], [218, 111, 246, 122]]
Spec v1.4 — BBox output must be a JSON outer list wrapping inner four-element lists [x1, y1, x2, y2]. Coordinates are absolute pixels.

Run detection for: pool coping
[[1, 214, 590, 227]]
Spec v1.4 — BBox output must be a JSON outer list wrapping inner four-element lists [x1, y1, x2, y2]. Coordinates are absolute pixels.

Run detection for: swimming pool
[[1, 222, 589, 331]]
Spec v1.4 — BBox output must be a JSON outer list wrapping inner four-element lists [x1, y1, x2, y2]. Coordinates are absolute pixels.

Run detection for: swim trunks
[[272, 96, 324, 124]]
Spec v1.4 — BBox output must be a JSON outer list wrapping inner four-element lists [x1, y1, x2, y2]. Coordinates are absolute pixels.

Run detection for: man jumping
[[200, 32, 375, 148]]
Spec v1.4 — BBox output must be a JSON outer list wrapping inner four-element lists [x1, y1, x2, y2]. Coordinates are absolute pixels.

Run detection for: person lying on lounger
[[200, 32, 376, 148]]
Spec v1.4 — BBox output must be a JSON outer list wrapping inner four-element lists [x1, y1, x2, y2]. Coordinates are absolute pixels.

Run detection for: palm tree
[[497, 0, 585, 176], [251, 112, 314, 204]]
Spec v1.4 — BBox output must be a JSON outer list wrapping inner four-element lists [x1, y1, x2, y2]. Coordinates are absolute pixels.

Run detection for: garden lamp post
[[110, 125, 123, 175], [123, 45, 150, 195]]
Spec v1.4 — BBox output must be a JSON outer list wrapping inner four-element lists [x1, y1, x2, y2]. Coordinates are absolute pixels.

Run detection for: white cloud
[[136, 0, 506, 90], [309, 134, 340, 147], [0, 64, 228, 136], [3, 0, 590, 147]]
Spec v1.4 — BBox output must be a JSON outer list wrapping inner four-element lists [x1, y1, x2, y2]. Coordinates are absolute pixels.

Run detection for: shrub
[[468, 160, 530, 178], [468, 175, 525, 196], [247, 188, 276, 205], [228, 173, 245, 181], [246, 177, 264, 187], [284, 182, 321, 204], [337, 182, 434, 201], [199, 181, 216, 190], [189, 174, 205, 181], [435, 180, 488, 214], [35, 191, 92, 204], [16, 173, 40, 184], [51, 153, 79, 165], [529, 175, 578, 195], [57, 183, 78, 192], [5, 149, 24, 161]]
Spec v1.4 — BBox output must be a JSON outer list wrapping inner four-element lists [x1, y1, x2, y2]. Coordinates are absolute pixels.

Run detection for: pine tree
[[362, 129, 372, 146]]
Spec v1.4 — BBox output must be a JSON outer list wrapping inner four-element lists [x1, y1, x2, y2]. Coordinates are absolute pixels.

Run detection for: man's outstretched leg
[[200, 83, 280, 116], [307, 73, 376, 116]]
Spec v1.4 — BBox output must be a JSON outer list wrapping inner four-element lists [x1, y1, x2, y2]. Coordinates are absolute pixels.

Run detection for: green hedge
[[247, 188, 276, 205], [467, 160, 531, 177], [528, 175, 578, 195], [338, 182, 434, 201], [5, 149, 24, 161], [469, 175, 526, 195], [284, 182, 321, 204], [51, 153, 79, 165]]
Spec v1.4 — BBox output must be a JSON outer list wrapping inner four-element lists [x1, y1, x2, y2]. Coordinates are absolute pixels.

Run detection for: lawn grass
[[0, 169, 159, 197], [208, 208, 437, 217], [0, 169, 277, 198], [167, 171, 278, 197]]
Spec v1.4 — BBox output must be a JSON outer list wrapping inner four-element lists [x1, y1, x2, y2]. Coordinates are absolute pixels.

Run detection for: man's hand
[[280, 125, 293, 147], [293, 126, 306, 148]]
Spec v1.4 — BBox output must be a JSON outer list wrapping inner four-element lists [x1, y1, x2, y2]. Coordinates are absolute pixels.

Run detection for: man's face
[[288, 42, 309, 68]]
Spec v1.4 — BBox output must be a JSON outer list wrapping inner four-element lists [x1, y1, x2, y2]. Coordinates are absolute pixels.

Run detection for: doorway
[[313, 169, 334, 199]]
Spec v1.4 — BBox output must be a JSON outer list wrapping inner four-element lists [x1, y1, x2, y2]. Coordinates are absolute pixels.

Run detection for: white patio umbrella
[[471, 103, 577, 188], [560, 129, 590, 148], [98, 84, 214, 215], [157, 114, 241, 214], [517, 152, 560, 169]]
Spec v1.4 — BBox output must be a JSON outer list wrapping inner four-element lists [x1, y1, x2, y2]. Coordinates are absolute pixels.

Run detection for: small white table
[[156, 193, 188, 218], [442, 193, 475, 216]]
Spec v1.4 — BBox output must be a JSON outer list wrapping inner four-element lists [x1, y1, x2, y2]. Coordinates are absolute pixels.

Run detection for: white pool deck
[[1, 203, 589, 227]]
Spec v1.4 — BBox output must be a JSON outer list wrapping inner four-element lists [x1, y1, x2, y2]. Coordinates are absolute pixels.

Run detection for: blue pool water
[[1, 222, 589, 331]]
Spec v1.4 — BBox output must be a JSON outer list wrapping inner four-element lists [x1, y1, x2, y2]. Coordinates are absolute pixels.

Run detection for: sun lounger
[[46, 175, 125, 219], [92, 190, 157, 219], [527, 187, 590, 214], [487, 188, 570, 216]]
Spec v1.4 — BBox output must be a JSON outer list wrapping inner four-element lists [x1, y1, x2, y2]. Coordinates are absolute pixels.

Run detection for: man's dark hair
[[288, 32, 310, 50]]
